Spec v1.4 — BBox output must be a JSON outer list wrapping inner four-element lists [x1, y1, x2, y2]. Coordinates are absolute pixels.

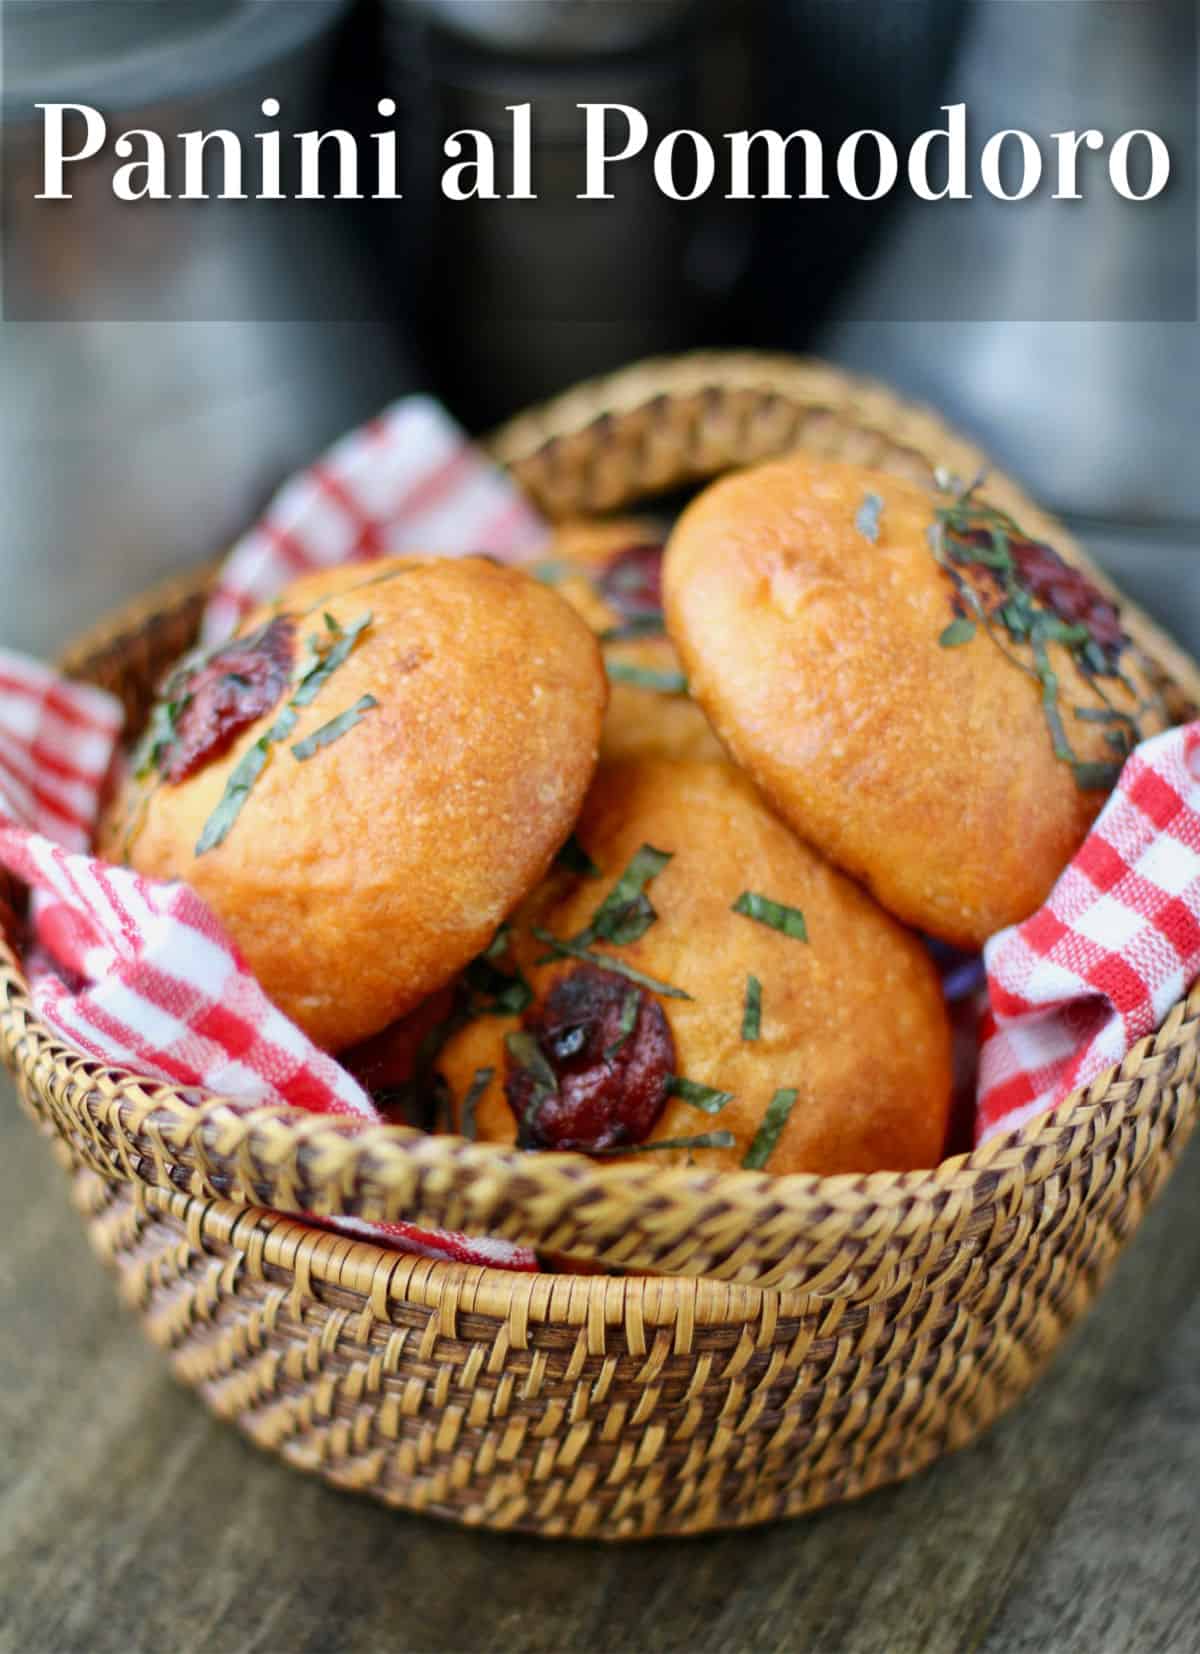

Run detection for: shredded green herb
[[742, 1087, 799, 1169], [290, 694, 378, 761], [531, 928, 692, 1001], [732, 891, 808, 942], [592, 1130, 735, 1156], [506, 1030, 559, 1146], [742, 975, 762, 1042], [600, 613, 666, 643], [938, 617, 977, 648], [483, 924, 511, 961], [927, 477, 1154, 791], [666, 1076, 733, 1115], [194, 609, 374, 855], [459, 1067, 494, 1140], [570, 843, 672, 949], [290, 610, 373, 708], [605, 988, 642, 1061], [504, 1030, 556, 1091], [1073, 705, 1137, 727], [194, 707, 297, 855], [555, 834, 602, 880], [856, 491, 884, 544], [463, 928, 533, 1018], [131, 697, 183, 780], [605, 661, 688, 695], [529, 560, 572, 586]]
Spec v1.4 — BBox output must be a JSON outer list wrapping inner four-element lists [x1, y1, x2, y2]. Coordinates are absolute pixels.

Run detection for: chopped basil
[[666, 1076, 733, 1115], [938, 617, 976, 648], [605, 988, 642, 1061], [1073, 705, 1136, 727], [290, 610, 373, 708], [1072, 759, 1124, 789], [742, 975, 762, 1042], [290, 694, 378, 761], [555, 834, 602, 879], [505, 1030, 556, 1093], [592, 1130, 735, 1156], [475, 976, 531, 1017], [573, 843, 672, 948], [131, 697, 183, 780], [855, 491, 884, 544], [732, 891, 808, 942], [529, 560, 572, 586], [929, 478, 1154, 793], [194, 610, 374, 855], [506, 1029, 559, 1146], [483, 924, 511, 961], [460, 1067, 494, 1140], [194, 707, 297, 855], [742, 1087, 799, 1169], [605, 662, 688, 695], [463, 934, 533, 1018], [599, 613, 666, 643], [531, 928, 692, 1001]]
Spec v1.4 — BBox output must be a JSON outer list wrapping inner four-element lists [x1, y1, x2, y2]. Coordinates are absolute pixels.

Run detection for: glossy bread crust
[[543, 519, 726, 765], [440, 758, 953, 1177], [662, 455, 1173, 946], [109, 557, 607, 1051]]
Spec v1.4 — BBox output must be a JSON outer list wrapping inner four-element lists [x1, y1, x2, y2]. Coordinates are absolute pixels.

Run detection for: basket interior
[[5, 351, 1200, 1294]]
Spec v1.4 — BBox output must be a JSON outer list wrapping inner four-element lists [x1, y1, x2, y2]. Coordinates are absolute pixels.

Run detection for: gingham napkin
[[1, 398, 544, 1269], [203, 396, 546, 646], [977, 725, 1200, 1142], [2, 399, 1198, 1274]]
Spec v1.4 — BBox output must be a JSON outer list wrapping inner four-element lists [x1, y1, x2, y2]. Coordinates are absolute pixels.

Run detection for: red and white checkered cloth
[[1, 398, 544, 1269], [977, 724, 1200, 1142], [1, 395, 1198, 1270], [203, 396, 546, 646]]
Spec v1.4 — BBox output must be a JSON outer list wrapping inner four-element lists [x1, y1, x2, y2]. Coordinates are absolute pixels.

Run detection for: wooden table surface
[[2, 1080, 1199, 1654]]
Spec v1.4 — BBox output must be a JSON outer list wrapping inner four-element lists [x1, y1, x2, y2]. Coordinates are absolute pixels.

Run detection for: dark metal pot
[[1, 0, 413, 655]]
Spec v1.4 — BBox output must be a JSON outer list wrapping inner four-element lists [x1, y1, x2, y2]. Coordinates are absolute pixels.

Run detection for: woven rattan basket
[[7, 353, 1200, 1540]]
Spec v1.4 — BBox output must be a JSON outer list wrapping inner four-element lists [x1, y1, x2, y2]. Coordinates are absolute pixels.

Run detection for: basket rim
[[6, 348, 1200, 1293], [80, 1169, 819, 1322]]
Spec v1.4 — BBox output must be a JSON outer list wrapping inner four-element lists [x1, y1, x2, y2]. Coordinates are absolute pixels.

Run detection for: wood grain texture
[[3, 1078, 1200, 1654]]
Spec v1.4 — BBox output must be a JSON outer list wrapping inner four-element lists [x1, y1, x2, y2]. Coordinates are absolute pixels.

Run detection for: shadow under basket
[[7, 352, 1200, 1540]]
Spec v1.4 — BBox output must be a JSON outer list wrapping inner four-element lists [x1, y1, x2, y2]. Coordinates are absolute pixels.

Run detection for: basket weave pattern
[[6, 354, 1200, 1536]]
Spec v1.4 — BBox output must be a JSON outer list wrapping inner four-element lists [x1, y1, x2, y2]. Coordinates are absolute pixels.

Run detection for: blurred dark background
[[1, 0, 1196, 655]]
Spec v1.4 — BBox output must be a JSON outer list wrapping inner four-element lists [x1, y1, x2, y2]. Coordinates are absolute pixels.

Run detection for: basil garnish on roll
[[196, 609, 375, 855], [592, 1131, 736, 1156], [532, 929, 692, 1001], [290, 694, 378, 761], [666, 1076, 733, 1115], [928, 473, 1164, 791], [605, 662, 688, 695], [570, 843, 672, 949], [742, 975, 762, 1042], [742, 1087, 799, 1170], [732, 891, 808, 941]]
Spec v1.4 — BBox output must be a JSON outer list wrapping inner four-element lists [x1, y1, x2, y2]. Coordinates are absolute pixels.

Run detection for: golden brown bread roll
[[534, 519, 725, 764], [662, 456, 1176, 947], [439, 758, 952, 1177], [101, 557, 608, 1051]]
